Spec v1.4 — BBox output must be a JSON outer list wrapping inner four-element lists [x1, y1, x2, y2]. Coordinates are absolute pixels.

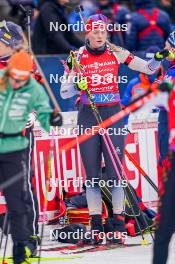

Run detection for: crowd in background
[[0, 0, 175, 54]]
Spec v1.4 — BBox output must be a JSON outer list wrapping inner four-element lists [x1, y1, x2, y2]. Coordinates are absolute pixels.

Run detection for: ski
[[41, 242, 150, 253], [60, 243, 149, 254], [0, 255, 82, 263]]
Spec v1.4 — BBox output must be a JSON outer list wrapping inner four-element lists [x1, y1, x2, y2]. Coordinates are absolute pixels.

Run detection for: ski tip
[[141, 239, 149, 246]]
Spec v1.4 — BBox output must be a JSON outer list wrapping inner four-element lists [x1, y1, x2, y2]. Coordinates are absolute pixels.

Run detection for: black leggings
[[0, 150, 31, 243], [77, 103, 125, 182]]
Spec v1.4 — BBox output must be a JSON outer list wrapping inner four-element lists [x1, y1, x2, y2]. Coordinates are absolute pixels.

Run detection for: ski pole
[[60, 89, 156, 153], [0, 213, 8, 251], [37, 130, 55, 264], [104, 133, 155, 242], [125, 150, 158, 193], [1, 222, 10, 264], [85, 91, 154, 242], [75, 5, 86, 28], [19, 4, 61, 112], [88, 104, 152, 243]]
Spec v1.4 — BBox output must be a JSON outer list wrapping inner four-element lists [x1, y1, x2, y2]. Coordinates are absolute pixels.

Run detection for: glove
[[50, 112, 63, 127], [158, 81, 173, 93], [66, 54, 74, 71], [77, 77, 88, 91], [154, 49, 175, 61], [25, 111, 37, 128]]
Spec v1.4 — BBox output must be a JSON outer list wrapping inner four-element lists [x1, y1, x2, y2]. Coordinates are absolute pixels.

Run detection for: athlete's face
[[165, 41, 175, 61], [0, 42, 13, 57], [88, 29, 107, 49]]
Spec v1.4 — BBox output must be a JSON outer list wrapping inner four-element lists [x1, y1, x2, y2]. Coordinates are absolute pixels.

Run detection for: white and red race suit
[[60, 44, 162, 104]]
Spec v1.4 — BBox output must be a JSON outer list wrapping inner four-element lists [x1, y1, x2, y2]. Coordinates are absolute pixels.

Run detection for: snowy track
[[1, 227, 175, 264]]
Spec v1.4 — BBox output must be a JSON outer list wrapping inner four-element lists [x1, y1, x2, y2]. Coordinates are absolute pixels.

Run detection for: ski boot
[[13, 243, 31, 264], [104, 214, 127, 244], [79, 215, 105, 245], [27, 235, 40, 257]]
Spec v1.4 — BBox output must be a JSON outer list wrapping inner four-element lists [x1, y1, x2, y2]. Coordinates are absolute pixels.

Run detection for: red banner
[[0, 116, 160, 217]]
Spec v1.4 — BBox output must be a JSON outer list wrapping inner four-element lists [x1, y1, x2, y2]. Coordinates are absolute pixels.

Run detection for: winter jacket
[[126, 1, 171, 51], [32, 0, 83, 54], [121, 73, 155, 106], [0, 70, 52, 153]]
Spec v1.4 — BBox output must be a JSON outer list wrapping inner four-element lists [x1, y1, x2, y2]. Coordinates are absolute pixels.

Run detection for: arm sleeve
[[128, 56, 161, 75], [33, 84, 53, 132], [115, 46, 161, 74]]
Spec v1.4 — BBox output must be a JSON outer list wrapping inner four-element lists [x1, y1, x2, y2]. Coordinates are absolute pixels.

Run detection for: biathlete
[[0, 20, 45, 244], [152, 31, 175, 264], [0, 50, 62, 264], [60, 14, 172, 244]]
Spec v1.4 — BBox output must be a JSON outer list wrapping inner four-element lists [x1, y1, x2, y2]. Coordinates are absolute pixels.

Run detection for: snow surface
[[1, 225, 175, 264]]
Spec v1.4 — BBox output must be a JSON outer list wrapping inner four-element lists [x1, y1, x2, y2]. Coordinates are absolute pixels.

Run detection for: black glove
[[154, 49, 174, 61], [50, 112, 63, 127], [159, 81, 173, 93]]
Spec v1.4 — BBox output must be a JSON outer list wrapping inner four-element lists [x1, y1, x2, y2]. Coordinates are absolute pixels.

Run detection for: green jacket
[[0, 70, 52, 153]]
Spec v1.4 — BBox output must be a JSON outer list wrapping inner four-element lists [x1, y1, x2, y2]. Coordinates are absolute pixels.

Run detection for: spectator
[[155, 0, 175, 23], [6, 1, 37, 28], [96, 0, 130, 47], [32, 0, 83, 54], [126, 0, 172, 51]]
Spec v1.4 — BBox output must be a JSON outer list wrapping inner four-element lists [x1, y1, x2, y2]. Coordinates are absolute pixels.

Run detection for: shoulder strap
[[138, 8, 164, 39], [138, 8, 159, 23]]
